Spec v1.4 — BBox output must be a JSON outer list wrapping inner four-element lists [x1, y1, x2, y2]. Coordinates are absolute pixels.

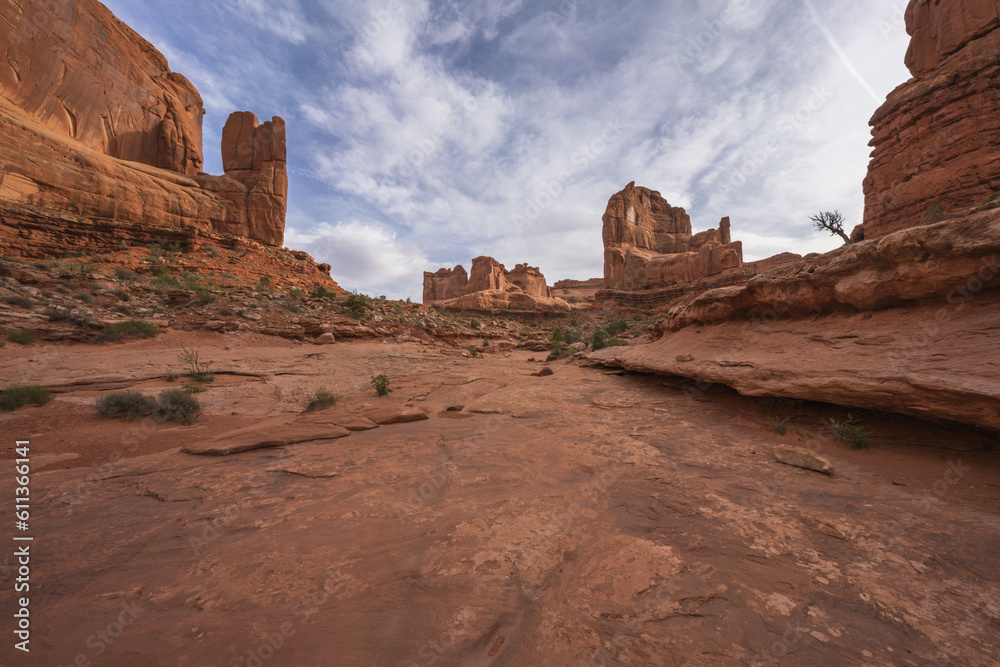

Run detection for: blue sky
[[102, 0, 913, 300]]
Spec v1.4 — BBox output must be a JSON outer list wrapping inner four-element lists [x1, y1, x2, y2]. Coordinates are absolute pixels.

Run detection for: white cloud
[[99, 0, 915, 299]]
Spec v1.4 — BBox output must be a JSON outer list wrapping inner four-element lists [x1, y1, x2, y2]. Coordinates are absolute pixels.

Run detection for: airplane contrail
[[803, 0, 882, 104]]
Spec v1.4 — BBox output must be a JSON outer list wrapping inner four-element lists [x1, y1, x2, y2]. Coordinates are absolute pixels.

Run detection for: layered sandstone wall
[[0, 0, 288, 253], [602, 182, 743, 290], [862, 0, 1000, 239]]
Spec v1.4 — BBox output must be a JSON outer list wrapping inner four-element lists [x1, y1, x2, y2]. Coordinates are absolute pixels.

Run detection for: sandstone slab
[[774, 446, 833, 474]]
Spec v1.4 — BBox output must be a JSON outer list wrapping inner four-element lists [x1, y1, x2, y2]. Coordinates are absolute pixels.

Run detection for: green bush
[[552, 329, 581, 344], [371, 374, 392, 397], [0, 385, 53, 411], [109, 289, 130, 302], [468, 346, 480, 358], [94, 320, 161, 343], [95, 390, 155, 420], [113, 267, 140, 281], [306, 389, 342, 412], [75, 291, 94, 303], [469, 318, 481, 329], [219, 307, 235, 317], [2, 296, 35, 309], [605, 319, 629, 336], [152, 389, 202, 424], [591, 329, 627, 351], [546, 341, 570, 362], [829, 414, 871, 449], [6, 330, 37, 346], [311, 286, 338, 300], [345, 292, 372, 319]]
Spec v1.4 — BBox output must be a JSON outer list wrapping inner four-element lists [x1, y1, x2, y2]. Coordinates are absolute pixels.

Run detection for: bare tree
[[810, 210, 851, 245]]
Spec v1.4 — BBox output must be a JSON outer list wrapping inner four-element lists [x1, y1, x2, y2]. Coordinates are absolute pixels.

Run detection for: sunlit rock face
[[0, 0, 287, 256], [602, 182, 743, 291], [862, 0, 1000, 239]]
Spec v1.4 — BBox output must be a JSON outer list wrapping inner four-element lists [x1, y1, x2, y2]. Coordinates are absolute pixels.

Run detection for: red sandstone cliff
[[862, 0, 1000, 239], [0, 0, 288, 255], [423, 257, 569, 312]]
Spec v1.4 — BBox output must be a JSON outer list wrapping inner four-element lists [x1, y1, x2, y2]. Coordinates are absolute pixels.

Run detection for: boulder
[[773, 447, 833, 475], [313, 333, 336, 345]]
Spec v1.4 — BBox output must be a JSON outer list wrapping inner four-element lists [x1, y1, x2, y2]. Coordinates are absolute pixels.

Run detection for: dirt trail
[[1, 334, 998, 666]]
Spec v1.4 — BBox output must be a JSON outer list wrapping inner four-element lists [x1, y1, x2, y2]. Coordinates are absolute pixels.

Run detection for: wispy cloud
[[101, 0, 912, 299]]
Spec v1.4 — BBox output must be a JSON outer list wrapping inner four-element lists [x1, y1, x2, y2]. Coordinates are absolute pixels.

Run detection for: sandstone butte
[[423, 256, 573, 312], [590, 0, 1000, 432], [0, 0, 290, 257]]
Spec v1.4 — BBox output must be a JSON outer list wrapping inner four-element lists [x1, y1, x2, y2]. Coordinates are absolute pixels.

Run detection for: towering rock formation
[[862, 0, 1000, 239], [589, 2, 1000, 432], [423, 266, 469, 303], [602, 183, 743, 291], [423, 257, 568, 312], [0, 0, 288, 255]]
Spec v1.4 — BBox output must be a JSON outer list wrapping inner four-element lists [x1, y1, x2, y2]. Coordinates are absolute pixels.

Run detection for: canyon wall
[[0, 0, 288, 255], [590, 0, 1000, 431], [603, 183, 743, 291], [862, 0, 1000, 239]]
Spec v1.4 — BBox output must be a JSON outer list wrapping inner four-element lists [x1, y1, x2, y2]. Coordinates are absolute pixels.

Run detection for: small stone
[[774, 446, 833, 475], [313, 332, 336, 345], [676, 354, 694, 362], [532, 367, 554, 377]]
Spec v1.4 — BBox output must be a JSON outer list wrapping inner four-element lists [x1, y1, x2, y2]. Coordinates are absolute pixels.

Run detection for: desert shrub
[[288, 288, 306, 299], [767, 417, 790, 436], [371, 374, 392, 397], [196, 289, 216, 305], [591, 329, 627, 351], [94, 320, 160, 343], [181, 383, 206, 394], [306, 389, 342, 412], [255, 276, 272, 292], [165, 372, 179, 382], [469, 318, 481, 329], [108, 289, 130, 301], [605, 319, 629, 336], [468, 346, 480, 358], [552, 329, 581, 344], [95, 390, 155, 420], [219, 307, 235, 316], [345, 292, 372, 319], [113, 304, 131, 315], [152, 389, 202, 424], [0, 385, 53, 411], [2, 296, 35, 309], [311, 286, 338, 300], [113, 267, 140, 281], [6, 330, 37, 346], [74, 291, 94, 303], [179, 347, 215, 382], [925, 200, 945, 223], [546, 341, 570, 362], [829, 414, 871, 449], [46, 307, 71, 322]]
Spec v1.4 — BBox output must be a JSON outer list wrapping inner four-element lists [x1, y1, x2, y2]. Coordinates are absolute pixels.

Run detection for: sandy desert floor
[[1, 332, 999, 666]]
